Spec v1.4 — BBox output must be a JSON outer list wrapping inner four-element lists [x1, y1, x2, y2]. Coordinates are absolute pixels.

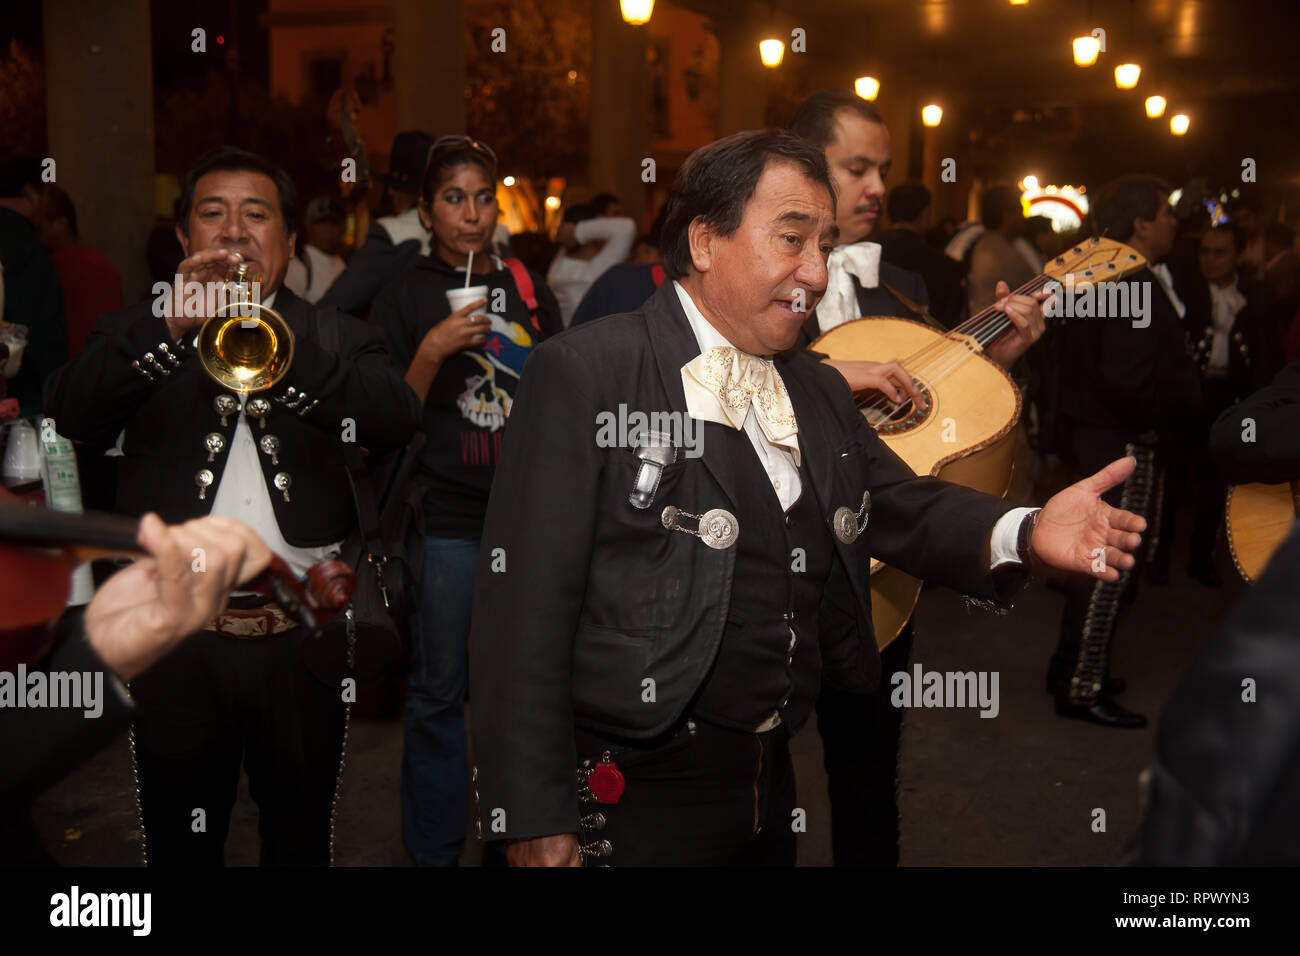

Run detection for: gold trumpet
[[197, 258, 294, 394]]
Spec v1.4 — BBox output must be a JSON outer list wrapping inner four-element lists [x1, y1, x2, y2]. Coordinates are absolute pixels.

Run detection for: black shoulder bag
[[300, 308, 424, 687]]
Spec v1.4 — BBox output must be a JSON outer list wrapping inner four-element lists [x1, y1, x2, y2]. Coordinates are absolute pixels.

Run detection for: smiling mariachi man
[[43, 147, 420, 865], [468, 130, 1147, 867]]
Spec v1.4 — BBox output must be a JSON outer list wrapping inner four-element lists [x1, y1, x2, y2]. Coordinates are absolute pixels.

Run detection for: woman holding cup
[[372, 135, 562, 866]]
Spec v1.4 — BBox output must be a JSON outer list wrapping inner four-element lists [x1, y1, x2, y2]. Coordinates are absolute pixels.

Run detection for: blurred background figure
[[546, 199, 636, 327], [35, 185, 122, 359], [569, 206, 666, 327], [0, 155, 66, 418], [1227, 195, 1266, 279], [318, 130, 435, 317], [966, 185, 1035, 315], [284, 196, 347, 304], [876, 182, 964, 329]]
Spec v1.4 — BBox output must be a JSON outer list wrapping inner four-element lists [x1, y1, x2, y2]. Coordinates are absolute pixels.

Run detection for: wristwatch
[[1016, 509, 1042, 567]]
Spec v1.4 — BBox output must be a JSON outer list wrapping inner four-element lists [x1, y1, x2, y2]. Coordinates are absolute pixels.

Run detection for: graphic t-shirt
[[374, 252, 562, 538]]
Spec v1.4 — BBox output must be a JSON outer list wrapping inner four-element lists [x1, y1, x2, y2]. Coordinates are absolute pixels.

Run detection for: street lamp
[[759, 39, 784, 67], [1073, 35, 1100, 66], [620, 0, 654, 26], [855, 76, 880, 101], [1114, 63, 1141, 89]]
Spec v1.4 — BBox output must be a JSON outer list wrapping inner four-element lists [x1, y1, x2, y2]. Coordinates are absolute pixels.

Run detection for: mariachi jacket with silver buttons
[[468, 280, 1027, 843], [43, 286, 421, 546]]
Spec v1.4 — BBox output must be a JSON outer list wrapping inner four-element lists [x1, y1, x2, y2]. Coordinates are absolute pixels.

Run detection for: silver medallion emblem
[[195, 469, 214, 501], [204, 432, 225, 462], [246, 397, 271, 429], [213, 394, 238, 427], [259, 434, 280, 465], [699, 508, 738, 549], [660, 505, 739, 549], [833, 490, 871, 544], [274, 471, 292, 503]]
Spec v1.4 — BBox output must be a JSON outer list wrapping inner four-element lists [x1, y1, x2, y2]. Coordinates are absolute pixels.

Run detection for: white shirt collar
[[673, 280, 750, 356]]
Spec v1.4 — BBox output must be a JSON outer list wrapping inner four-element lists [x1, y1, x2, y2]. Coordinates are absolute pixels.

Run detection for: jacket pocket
[[572, 621, 660, 731]]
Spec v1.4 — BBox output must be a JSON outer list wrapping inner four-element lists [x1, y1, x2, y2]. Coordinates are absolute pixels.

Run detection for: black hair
[[420, 140, 497, 205], [1204, 223, 1246, 255], [177, 146, 297, 238], [886, 183, 931, 224], [589, 192, 621, 216], [789, 90, 885, 150], [41, 185, 78, 237], [0, 155, 43, 199], [562, 203, 595, 225], [979, 185, 1023, 230], [660, 129, 835, 280], [1090, 174, 1172, 243]]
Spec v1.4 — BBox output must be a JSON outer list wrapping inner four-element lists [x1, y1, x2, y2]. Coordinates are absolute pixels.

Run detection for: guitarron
[[813, 236, 1149, 648]]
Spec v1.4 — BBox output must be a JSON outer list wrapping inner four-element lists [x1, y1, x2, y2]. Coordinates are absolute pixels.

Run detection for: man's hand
[[164, 247, 246, 341], [1031, 457, 1148, 581], [505, 833, 582, 867], [83, 513, 273, 681], [983, 279, 1048, 369], [825, 358, 927, 410]]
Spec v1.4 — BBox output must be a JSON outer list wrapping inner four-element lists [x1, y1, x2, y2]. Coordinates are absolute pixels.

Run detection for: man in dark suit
[[877, 183, 966, 330], [1047, 174, 1203, 726], [788, 89, 1046, 867], [43, 146, 421, 865], [468, 130, 1146, 866]]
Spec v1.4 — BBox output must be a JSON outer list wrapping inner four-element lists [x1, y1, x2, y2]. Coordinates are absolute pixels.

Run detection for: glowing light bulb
[[759, 39, 784, 68], [1170, 113, 1190, 135], [855, 76, 880, 101], [544, 195, 561, 211], [620, 0, 654, 26], [1073, 36, 1100, 66], [502, 176, 515, 187], [1023, 175, 1039, 190], [1114, 63, 1140, 89], [1145, 95, 1167, 118], [921, 104, 942, 127]]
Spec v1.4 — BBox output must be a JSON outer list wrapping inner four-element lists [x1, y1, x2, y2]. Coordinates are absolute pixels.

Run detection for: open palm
[[1032, 457, 1148, 581]]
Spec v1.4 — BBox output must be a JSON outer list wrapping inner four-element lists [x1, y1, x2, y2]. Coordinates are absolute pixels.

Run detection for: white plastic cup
[[446, 285, 489, 319]]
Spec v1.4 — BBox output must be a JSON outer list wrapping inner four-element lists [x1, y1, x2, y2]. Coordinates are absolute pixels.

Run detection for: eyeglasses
[[428, 135, 498, 168]]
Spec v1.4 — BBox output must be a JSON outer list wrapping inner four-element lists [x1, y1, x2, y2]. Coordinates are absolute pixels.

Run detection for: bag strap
[[650, 264, 666, 287], [502, 257, 543, 334]]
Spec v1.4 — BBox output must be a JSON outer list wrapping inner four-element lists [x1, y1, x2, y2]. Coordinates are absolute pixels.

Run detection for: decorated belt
[[203, 602, 296, 638]]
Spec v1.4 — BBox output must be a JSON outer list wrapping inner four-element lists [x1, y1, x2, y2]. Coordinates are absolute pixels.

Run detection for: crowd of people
[[4, 84, 1300, 868]]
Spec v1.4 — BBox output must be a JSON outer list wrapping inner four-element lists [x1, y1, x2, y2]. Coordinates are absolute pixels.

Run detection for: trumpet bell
[[197, 300, 294, 394]]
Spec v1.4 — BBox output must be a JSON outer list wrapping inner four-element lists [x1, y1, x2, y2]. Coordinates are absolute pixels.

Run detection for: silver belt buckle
[[661, 505, 739, 549]]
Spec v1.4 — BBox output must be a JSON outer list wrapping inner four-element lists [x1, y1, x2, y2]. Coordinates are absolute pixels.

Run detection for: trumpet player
[[43, 146, 420, 866]]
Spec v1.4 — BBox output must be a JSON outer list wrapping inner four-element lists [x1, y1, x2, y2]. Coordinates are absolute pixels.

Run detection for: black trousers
[[1048, 424, 1146, 691], [572, 717, 796, 866], [816, 625, 912, 867], [128, 626, 347, 866]]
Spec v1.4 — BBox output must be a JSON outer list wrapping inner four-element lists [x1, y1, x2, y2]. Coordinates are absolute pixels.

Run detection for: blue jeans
[[401, 535, 478, 866]]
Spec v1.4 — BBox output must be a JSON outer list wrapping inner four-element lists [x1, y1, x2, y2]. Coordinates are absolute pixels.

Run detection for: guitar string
[[856, 242, 1124, 421], [859, 241, 1115, 387], [857, 274, 1052, 420]]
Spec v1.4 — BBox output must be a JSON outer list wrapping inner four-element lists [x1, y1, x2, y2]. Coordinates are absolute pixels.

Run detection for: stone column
[[588, 0, 649, 213], [42, 0, 155, 300], [393, 0, 466, 135]]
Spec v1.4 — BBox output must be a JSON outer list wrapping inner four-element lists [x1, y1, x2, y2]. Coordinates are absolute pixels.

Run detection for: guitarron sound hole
[[858, 381, 933, 435]]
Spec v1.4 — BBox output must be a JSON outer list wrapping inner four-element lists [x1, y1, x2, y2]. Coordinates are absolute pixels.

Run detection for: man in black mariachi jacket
[[468, 130, 1148, 867], [43, 147, 420, 865]]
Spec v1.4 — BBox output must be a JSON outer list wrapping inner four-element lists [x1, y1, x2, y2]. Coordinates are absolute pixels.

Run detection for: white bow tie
[[680, 346, 801, 466], [818, 242, 882, 333]]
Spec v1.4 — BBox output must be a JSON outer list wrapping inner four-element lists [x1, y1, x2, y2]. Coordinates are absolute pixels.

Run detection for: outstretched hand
[[1031, 456, 1148, 581]]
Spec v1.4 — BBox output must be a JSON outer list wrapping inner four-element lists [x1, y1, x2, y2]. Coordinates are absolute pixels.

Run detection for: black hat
[[384, 131, 436, 194]]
